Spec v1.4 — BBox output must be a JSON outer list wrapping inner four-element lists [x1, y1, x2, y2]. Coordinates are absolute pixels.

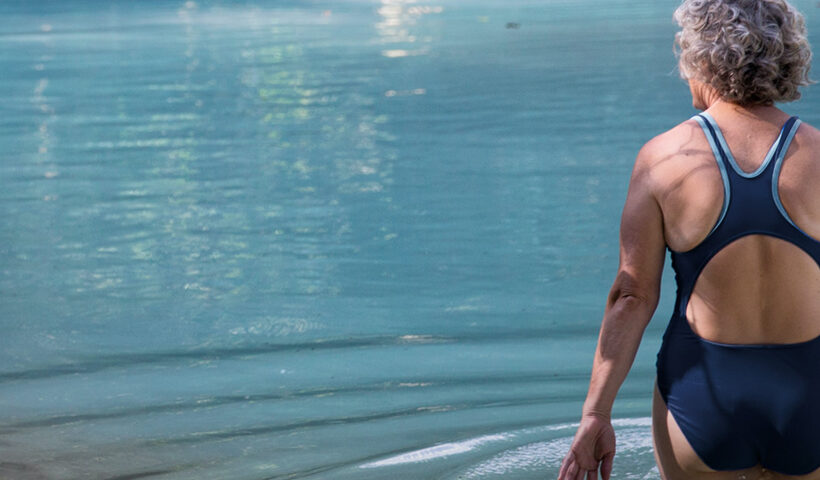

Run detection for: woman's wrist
[[581, 406, 612, 421]]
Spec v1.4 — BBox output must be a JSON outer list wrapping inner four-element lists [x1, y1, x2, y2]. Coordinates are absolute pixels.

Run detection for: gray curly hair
[[674, 0, 813, 106]]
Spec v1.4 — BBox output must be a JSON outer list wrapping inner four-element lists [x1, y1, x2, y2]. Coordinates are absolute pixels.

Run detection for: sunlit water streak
[[1, 0, 819, 478]]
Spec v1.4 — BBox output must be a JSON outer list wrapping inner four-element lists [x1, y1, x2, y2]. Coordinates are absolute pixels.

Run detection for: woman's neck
[[707, 99, 784, 122]]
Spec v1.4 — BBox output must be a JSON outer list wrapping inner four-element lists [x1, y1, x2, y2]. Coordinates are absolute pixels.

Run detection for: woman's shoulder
[[794, 118, 820, 147], [634, 114, 820, 194], [785, 118, 820, 177], [637, 114, 820, 167], [629, 116, 737, 204], [633, 117, 706, 173]]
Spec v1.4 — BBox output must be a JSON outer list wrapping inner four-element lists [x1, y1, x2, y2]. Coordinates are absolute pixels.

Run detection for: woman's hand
[[557, 413, 615, 480]]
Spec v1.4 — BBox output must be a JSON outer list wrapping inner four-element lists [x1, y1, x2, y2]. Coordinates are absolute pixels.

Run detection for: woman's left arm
[[558, 140, 668, 480]]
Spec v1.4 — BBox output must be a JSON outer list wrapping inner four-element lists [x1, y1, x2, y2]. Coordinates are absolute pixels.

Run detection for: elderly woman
[[558, 1, 818, 479]]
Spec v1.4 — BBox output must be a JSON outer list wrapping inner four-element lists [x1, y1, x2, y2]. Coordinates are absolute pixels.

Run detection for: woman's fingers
[[558, 452, 569, 479], [558, 452, 603, 480], [558, 453, 580, 480], [573, 465, 586, 480], [567, 459, 579, 479], [558, 453, 570, 479], [600, 452, 614, 480]]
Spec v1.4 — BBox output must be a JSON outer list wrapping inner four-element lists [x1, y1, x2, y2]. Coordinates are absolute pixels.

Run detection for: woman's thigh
[[651, 383, 820, 480]]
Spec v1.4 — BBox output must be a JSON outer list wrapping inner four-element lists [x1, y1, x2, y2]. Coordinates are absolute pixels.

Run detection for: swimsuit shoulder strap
[[691, 114, 731, 238], [693, 113, 733, 175], [695, 112, 798, 180]]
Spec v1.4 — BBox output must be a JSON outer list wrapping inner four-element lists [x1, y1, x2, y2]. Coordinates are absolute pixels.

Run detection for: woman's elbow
[[607, 271, 659, 313]]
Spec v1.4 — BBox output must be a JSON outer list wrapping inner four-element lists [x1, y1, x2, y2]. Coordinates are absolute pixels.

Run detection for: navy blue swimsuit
[[656, 112, 820, 475]]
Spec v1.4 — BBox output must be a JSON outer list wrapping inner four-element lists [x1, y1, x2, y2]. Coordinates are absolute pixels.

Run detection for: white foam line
[[359, 417, 652, 470], [460, 417, 655, 479], [359, 434, 511, 468]]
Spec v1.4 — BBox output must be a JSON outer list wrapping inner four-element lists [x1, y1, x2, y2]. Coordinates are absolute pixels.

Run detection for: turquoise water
[[2, 1, 819, 478]]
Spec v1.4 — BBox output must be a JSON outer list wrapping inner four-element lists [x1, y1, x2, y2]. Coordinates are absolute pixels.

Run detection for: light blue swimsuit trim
[[700, 111, 782, 178], [692, 114, 730, 236], [772, 118, 806, 234]]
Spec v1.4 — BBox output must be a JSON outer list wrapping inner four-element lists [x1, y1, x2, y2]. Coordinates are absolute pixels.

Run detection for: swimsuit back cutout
[[670, 112, 820, 319], [657, 113, 820, 475]]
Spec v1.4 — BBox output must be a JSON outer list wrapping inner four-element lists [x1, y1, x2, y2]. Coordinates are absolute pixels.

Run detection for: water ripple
[[0, 329, 600, 383]]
